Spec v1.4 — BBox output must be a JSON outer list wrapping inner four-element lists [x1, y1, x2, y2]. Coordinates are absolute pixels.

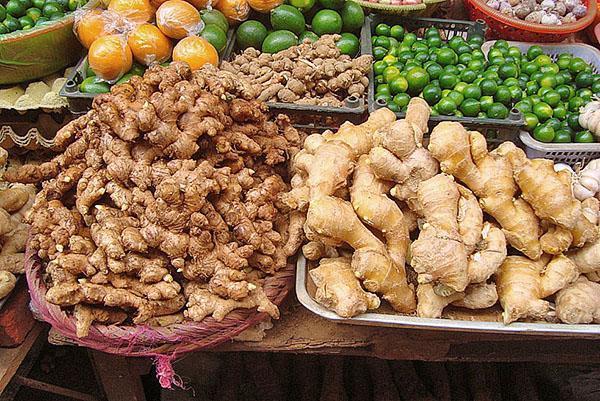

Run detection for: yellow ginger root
[[350, 155, 410, 271], [540, 225, 573, 255], [183, 281, 279, 322], [302, 241, 338, 260], [305, 195, 416, 313], [555, 277, 600, 324], [90, 272, 181, 301], [496, 254, 578, 324], [428, 123, 542, 260], [0, 223, 28, 274], [467, 223, 507, 284], [567, 233, 600, 273], [309, 257, 380, 318], [416, 282, 498, 318], [0, 271, 16, 299], [368, 98, 438, 210], [0, 187, 30, 213], [497, 143, 582, 230], [74, 304, 127, 337]]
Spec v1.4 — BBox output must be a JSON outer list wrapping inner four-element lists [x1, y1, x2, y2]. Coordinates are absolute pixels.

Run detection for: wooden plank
[[89, 351, 147, 401], [0, 322, 43, 394], [13, 376, 100, 401]]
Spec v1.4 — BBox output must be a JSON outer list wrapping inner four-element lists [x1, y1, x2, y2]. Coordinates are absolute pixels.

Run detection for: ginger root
[[555, 276, 600, 324]]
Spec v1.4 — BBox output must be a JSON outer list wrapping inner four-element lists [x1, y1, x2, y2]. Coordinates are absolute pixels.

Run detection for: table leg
[[89, 351, 149, 401]]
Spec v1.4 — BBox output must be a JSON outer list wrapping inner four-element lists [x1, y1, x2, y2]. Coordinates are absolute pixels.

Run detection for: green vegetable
[[79, 76, 110, 94], [236, 20, 268, 50], [261, 30, 298, 53], [336, 32, 359, 57], [311, 9, 341, 36], [271, 5, 305, 35]]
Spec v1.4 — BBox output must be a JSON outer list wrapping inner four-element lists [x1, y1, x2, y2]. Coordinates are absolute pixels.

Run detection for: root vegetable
[[555, 276, 600, 324], [0, 271, 16, 299]]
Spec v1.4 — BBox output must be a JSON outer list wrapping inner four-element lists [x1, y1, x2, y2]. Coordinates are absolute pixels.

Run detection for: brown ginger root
[[74, 304, 127, 337], [0, 271, 16, 299], [416, 282, 498, 318], [309, 257, 380, 318], [555, 276, 600, 324], [0, 187, 30, 213]]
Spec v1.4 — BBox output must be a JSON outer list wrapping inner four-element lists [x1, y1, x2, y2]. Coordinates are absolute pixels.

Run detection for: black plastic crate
[[365, 14, 525, 144], [222, 20, 371, 122], [60, 28, 236, 114]]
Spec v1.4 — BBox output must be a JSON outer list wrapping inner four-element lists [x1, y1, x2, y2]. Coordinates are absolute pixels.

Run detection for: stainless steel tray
[[296, 255, 600, 336]]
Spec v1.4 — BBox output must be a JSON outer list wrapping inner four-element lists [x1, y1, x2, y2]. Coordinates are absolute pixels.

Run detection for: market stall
[[0, 0, 600, 398]]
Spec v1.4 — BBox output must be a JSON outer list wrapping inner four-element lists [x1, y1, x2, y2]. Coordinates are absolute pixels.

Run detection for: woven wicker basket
[[25, 244, 294, 388]]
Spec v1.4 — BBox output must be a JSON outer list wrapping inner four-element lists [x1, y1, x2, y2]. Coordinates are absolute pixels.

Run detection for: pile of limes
[[372, 25, 599, 143], [235, 0, 364, 55], [0, 0, 87, 34]]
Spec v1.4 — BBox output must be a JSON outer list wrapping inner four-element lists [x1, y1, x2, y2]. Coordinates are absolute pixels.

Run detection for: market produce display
[[288, 98, 600, 324], [484, 0, 587, 25], [234, 0, 364, 56], [4, 62, 304, 336], [222, 34, 371, 106], [373, 26, 600, 143], [73, 0, 229, 88], [0, 0, 88, 33]]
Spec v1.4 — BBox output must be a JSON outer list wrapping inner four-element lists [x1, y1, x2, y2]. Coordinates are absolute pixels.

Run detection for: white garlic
[[541, 0, 555, 9], [554, 2, 567, 15], [525, 10, 545, 22], [565, 0, 576, 11], [541, 12, 561, 23], [487, 0, 501, 8], [572, 4, 587, 17]]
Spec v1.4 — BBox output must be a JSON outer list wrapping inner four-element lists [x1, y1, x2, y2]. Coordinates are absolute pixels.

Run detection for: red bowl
[[464, 0, 597, 42]]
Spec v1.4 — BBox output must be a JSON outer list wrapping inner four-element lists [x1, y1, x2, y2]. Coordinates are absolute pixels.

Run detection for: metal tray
[[296, 255, 600, 336]]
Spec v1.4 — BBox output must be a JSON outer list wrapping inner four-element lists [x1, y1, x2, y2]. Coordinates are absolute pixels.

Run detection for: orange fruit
[[88, 35, 133, 81], [156, 0, 202, 39], [108, 0, 156, 23], [75, 9, 117, 49], [128, 24, 173, 65], [150, 0, 169, 6], [172, 36, 218, 70], [187, 0, 220, 8], [215, 0, 250, 23]]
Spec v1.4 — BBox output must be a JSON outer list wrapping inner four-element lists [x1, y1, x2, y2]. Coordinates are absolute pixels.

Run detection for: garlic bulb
[[487, 0, 501, 8], [579, 101, 600, 137], [525, 10, 544, 21], [541, 12, 561, 23], [572, 4, 587, 16], [572, 159, 600, 201]]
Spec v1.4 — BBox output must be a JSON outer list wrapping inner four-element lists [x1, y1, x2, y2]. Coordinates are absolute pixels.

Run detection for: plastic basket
[[221, 23, 370, 122], [520, 131, 600, 165], [482, 40, 600, 74], [365, 15, 525, 145], [465, 0, 597, 42], [61, 28, 236, 114]]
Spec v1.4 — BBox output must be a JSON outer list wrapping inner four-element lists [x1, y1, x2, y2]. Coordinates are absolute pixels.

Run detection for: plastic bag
[[156, 0, 204, 39], [88, 34, 133, 81], [127, 23, 173, 65], [73, 8, 130, 48], [215, 0, 250, 23], [107, 0, 156, 23]]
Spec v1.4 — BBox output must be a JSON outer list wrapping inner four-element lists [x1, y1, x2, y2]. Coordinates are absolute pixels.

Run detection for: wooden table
[[84, 297, 600, 401]]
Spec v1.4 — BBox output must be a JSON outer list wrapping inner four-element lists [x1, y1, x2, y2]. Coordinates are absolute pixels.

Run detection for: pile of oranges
[[75, 0, 222, 81]]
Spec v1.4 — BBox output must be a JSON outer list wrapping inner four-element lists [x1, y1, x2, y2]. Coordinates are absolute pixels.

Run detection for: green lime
[[389, 76, 408, 94], [437, 48, 457, 66], [443, 64, 459, 76], [375, 93, 392, 104], [201, 25, 227, 53], [575, 130, 594, 143], [402, 32, 417, 46], [390, 25, 404, 40], [426, 63, 443, 80], [336, 32, 359, 56], [383, 55, 398, 65], [375, 23, 390, 36], [373, 60, 386, 76], [569, 96, 585, 112], [19, 0, 32, 8], [524, 112, 539, 131], [459, 53, 473, 65], [454, 82, 468, 93], [437, 98, 457, 115], [422, 84, 441, 105], [468, 34, 484, 46], [201, 9, 229, 34], [42, 1, 61, 16], [0, 5, 6, 20], [236, 20, 267, 50], [592, 80, 600, 94], [545, 118, 561, 131], [35, 15, 48, 24], [3, 14, 20, 31], [424, 26, 439, 38], [439, 72, 458, 89], [575, 71, 594, 88], [494, 85, 511, 106], [533, 102, 553, 121], [271, 5, 305, 35], [534, 54, 552, 67], [376, 83, 390, 95], [569, 57, 587, 74], [488, 102, 509, 119], [460, 98, 480, 117], [538, 73, 557, 88], [298, 30, 319, 43], [543, 90, 561, 107], [479, 79, 498, 96], [0, 23, 8, 34], [509, 86, 522, 101], [290, 0, 315, 12], [533, 125, 555, 142], [460, 69, 477, 84], [539, 64, 559, 75], [79, 76, 110, 94], [527, 45, 543, 60], [530, 95, 542, 104], [448, 36, 465, 51], [405, 66, 429, 94], [522, 62, 538, 76], [428, 36, 442, 49], [318, 0, 344, 9], [415, 51, 429, 63], [18, 14, 33, 27], [578, 88, 593, 101], [6, 0, 25, 16], [311, 9, 341, 36], [480, 95, 494, 112], [503, 77, 519, 87], [557, 56, 571, 70], [261, 30, 298, 53], [554, 103, 567, 120], [374, 36, 390, 49], [567, 113, 581, 130], [372, 46, 387, 60], [386, 102, 401, 112], [514, 100, 532, 114], [463, 83, 481, 100], [498, 63, 518, 80], [25, 7, 41, 21], [32, 0, 44, 8], [383, 66, 400, 83], [374, 75, 385, 85], [340, 1, 363, 32], [468, 59, 485, 71], [446, 90, 464, 106], [393, 92, 410, 108], [553, 130, 572, 143], [555, 85, 574, 101]]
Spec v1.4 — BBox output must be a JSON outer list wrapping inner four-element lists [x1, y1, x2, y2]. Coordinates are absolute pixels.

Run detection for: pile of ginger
[[221, 35, 372, 107], [285, 98, 600, 325], [4, 62, 305, 337]]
